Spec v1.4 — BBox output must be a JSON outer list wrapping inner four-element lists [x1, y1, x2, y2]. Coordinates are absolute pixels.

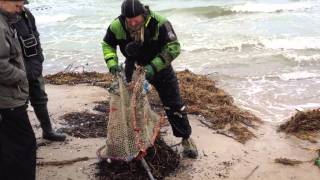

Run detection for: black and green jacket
[[102, 10, 180, 73]]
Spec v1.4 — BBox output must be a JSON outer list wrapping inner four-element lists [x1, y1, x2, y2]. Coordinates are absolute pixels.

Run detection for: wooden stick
[[216, 130, 239, 142], [199, 119, 212, 128], [244, 165, 259, 180], [37, 157, 94, 166], [199, 119, 241, 142]]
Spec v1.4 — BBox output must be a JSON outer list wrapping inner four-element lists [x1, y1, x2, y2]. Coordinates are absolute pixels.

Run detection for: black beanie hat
[[121, 0, 145, 18]]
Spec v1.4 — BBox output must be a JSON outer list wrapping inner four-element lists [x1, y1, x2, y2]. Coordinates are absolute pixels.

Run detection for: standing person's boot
[[33, 105, 66, 141], [181, 137, 198, 159]]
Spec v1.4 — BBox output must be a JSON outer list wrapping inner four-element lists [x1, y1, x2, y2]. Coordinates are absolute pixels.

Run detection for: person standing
[[102, 0, 198, 158], [0, 0, 36, 179], [12, 0, 66, 141]]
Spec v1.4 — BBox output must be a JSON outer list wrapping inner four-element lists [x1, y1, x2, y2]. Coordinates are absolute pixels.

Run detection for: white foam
[[181, 36, 320, 52], [231, 1, 314, 13], [180, 35, 261, 52], [286, 103, 320, 110], [34, 14, 73, 25], [282, 53, 320, 62], [261, 36, 320, 50], [75, 22, 103, 29], [278, 71, 320, 81]]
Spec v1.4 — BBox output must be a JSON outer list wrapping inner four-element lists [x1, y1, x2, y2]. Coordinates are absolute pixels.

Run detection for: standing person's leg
[[150, 66, 192, 139], [0, 105, 36, 180], [151, 68, 198, 157], [149, 66, 198, 158], [29, 76, 66, 141], [0, 114, 3, 179]]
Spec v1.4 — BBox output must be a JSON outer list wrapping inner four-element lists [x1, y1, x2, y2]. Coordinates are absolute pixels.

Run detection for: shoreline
[[32, 84, 320, 180]]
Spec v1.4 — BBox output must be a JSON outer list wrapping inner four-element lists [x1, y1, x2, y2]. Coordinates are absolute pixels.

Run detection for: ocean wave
[[75, 22, 103, 30], [261, 37, 320, 50], [181, 41, 263, 52], [35, 14, 74, 25], [278, 71, 320, 81], [282, 53, 320, 62], [288, 103, 320, 110], [160, 1, 316, 18], [182, 36, 320, 52], [160, 5, 234, 18], [231, 1, 315, 13]]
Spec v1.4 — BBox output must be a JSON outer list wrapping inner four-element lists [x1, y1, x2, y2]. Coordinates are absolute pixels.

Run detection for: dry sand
[[31, 84, 320, 180]]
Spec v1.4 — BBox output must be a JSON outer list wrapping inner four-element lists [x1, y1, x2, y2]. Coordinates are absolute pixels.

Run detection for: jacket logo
[[168, 31, 176, 41]]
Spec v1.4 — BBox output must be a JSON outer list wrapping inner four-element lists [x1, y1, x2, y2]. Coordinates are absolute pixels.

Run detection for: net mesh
[[97, 68, 163, 162]]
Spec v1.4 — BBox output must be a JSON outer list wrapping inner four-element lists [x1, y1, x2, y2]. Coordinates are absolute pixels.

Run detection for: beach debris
[[274, 158, 303, 166], [36, 140, 53, 147], [279, 108, 320, 143], [93, 101, 109, 113], [215, 160, 234, 178], [96, 138, 180, 180], [275, 150, 320, 168], [45, 70, 262, 143], [37, 157, 92, 166], [315, 158, 320, 168], [44, 71, 113, 87], [150, 70, 262, 143], [141, 157, 156, 180], [58, 110, 180, 179], [59, 111, 107, 138], [54, 71, 180, 179], [244, 165, 259, 180], [315, 149, 320, 168]]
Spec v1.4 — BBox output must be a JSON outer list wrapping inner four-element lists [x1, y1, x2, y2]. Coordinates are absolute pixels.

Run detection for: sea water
[[27, 0, 320, 122]]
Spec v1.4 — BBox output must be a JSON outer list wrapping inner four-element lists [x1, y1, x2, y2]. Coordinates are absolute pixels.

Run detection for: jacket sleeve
[[24, 8, 39, 36], [0, 29, 26, 85], [102, 26, 118, 69], [26, 8, 44, 56], [150, 20, 181, 72]]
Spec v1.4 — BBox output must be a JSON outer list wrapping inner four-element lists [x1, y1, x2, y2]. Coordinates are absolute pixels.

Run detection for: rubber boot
[[33, 105, 66, 141], [181, 137, 198, 159]]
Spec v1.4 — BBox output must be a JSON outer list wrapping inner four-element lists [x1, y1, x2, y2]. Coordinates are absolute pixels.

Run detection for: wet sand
[[32, 84, 320, 180]]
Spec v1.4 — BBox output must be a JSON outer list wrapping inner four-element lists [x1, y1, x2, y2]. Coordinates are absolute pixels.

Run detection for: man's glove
[[144, 64, 155, 79], [109, 65, 120, 76]]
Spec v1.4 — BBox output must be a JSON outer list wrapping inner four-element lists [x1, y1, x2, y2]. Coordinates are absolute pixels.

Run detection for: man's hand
[[144, 64, 155, 79], [109, 65, 120, 76]]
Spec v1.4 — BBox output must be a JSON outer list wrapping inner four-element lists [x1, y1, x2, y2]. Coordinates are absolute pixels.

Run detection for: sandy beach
[[31, 84, 320, 180]]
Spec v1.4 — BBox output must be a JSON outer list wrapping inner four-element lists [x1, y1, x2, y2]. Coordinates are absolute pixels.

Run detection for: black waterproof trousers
[[29, 75, 48, 107], [125, 63, 192, 139], [28, 75, 53, 133], [0, 105, 36, 180]]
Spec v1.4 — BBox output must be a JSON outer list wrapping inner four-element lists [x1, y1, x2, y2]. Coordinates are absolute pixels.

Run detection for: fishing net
[[97, 67, 163, 162]]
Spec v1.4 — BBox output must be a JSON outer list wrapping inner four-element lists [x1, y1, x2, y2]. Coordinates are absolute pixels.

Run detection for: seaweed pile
[[279, 109, 320, 143], [45, 70, 261, 143], [57, 101, 179, 180], [149, 70, 261, 143], [59, 111, 107, 138], [45, 71, 113, 87], [96, 139, 180, 180]]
